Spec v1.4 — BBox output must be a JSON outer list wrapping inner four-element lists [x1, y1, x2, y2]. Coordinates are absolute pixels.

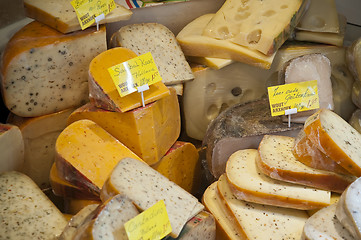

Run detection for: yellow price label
[[71, 0, 115, 30], [267, 80, 319, 116], [108, 52, 162, 97], [124, 200, 172, 240]]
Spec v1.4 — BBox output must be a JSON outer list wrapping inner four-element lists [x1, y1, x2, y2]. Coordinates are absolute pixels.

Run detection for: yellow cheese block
[[88, 47, 170, 113], [55, 119, 143, 194], [67, 88, 180, 165], [151, 141, 200, 193]]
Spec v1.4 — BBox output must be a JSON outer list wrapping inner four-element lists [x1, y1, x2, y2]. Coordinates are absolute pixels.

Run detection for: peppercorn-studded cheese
[[0, 124, 24, 173]]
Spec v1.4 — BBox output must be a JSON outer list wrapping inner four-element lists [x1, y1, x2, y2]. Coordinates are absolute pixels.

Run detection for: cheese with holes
[[7, 108, 74, 189], [151, 141, 200, 194], [68, 88, 180, 165], [176, 14, 276, 69], [55, 119, 142, 195], [1, 21, 106, 117], [100, 157, 200, 238], [89, 47, 170, 113], [0, 171, 68, 239], [0, 124, 24, 173], [24, 0, 132, 33], [202, 0, 308, 55], [226, 149, 330, 210]]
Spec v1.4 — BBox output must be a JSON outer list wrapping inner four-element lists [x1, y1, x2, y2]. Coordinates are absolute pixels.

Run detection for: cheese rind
[[0, 124, 24, 173]]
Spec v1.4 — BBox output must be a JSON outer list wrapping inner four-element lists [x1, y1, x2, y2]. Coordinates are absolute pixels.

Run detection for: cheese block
[[302, 203, 355, 240], [183, 61, 271, 140], [50, 163, 100, 200], [307, 192, 341, 216], [64, 198, 102, 215], [293, 130, 350, 175], [88, 47, 170, 113], [336, 177, 361, 239], [110, 23, 194, 86], [151, 141, 200, 194], [7, 108, 74, 189], [226, 149, 331, 210], [202, 182, 245, 240], [202, 0, 308, 55], [257, 135, 355, 193], [203, 98, 303, 179], [100, 157, 200, 238], [0, 171, 68, 239], [0, 123, 24, 173], [55, 119, 142, 195], [349, 109, 361, 134], [24, 0, 132, 33], [68, 88, 180, 165], [59, 204, 99, 240], [73, 194, 139, 240], [304, 109, 361, 176], [218, 174, 309, 239], [176, 14, 276, 69], [346, 37, 361, 82], [168, 84, 183, 96], [1, 21, 106, 117], [186, 56, 234, 70]]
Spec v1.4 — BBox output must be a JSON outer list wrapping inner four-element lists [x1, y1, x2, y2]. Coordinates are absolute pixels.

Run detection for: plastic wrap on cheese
[[349, 109, 361, 134], [346, 38, 361, 82]]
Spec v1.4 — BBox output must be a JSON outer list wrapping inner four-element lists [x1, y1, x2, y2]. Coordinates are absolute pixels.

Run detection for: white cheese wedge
[[0, 171, 68, 239], [0, 124, 24, 173], [226, 149, 331, 210]]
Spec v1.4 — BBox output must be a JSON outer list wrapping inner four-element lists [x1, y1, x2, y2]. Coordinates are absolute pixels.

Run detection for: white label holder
[[137, 84, 150, 107], [95, 13, 105, 31], [285, 108, 298, 128]]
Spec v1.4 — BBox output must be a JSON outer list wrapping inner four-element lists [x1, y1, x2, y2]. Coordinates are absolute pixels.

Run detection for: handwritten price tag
[[124, 200, 172, 240], [71, 0, 115, 30], [108, 52, 162, 97], [267, 80, 319, 117]]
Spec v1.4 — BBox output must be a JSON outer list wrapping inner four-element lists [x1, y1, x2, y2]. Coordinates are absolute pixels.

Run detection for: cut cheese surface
[[0, 124, 24, 173], [88, 47, 170, 113], [1, 21, 106, 117], [176, 14, 276, 69], [218, 174, 309, 240], [202, 0, 308, 55], [24, 0, 132, 33], [55, 119, 142, 194], [226, 149, 330, 210], [186, 56, 234, 70], [0, 171, 68, 239], [100, 157, 200, 238], [68, 88, 180, 165]]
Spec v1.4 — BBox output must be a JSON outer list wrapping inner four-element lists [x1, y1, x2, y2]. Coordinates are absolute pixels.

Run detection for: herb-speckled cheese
[[1, 21, 106, 117], [0, 171, 68, 239]]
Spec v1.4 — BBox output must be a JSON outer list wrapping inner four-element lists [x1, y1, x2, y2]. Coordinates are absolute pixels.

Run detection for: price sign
[[124, 200, 172, 240], [71, 0, 115, 30], [267, 80, 319, 117]]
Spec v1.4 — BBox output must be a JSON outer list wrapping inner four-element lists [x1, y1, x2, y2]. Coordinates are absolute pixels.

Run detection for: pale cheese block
[[226, 149, 331, 210], [302, 203, 355, 240], [68, 88, 180, 165], [0, 171, 68, 239], [168, 84, 183, 96], [349, 109, 361, 134], [346, 37, 361, 82], [307, 192, 341, 216], [257, 135, 355, 193], [100, 157, 200, 238], [218, 174, 309, 239], [0, 123, 24, 173], [110, 23, 194, 86], [24, 0, 132, 33], [335, 177, 361, 239], [55, 119, 142, 195], [88, 47, 170, 113], [176, 14, 276, 69], [304, 109, 361, 177], [7, 108, 74, 189], [202, 0, 308, 55], [186, 56, 234, 70], [1, 21, 106, 117]]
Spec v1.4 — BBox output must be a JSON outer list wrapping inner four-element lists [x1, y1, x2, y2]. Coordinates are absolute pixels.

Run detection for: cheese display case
[[1, 0, 361, 239]]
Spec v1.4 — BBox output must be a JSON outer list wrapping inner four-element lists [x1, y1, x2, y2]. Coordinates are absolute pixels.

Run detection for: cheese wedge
[[257, 135, 355, 193], [100, 157, 200, 238], [0, 171, 68, 239], [1, 21, 106, 117], [176, 14, 276, 69], [55, 119, 142, 195], [88, 47, 170, 113], [0, 123, 24, 173], [226, 149, 330, 210], [304, 109, 361, 176], [218, 174, 309, 239], [68, 88, 180, 165], [186, 56, 234, 70], [24, 0, 132, 33]]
